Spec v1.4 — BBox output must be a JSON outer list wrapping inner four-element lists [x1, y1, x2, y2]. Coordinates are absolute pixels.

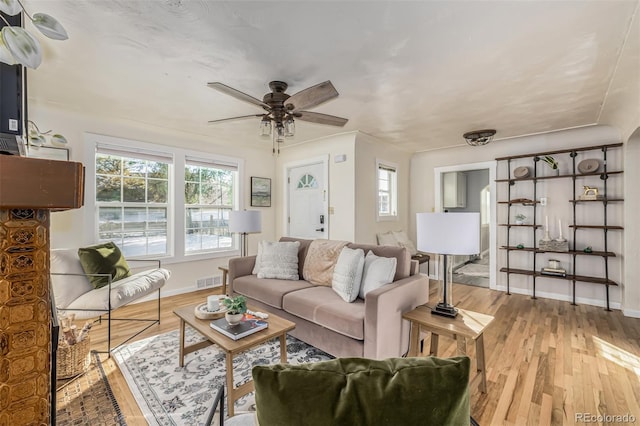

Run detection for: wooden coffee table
[[173, 303, 295, 416]]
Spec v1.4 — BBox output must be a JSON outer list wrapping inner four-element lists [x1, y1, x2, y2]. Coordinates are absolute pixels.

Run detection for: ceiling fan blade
[[286, 81, 339, 112], [294, 111, 348, 127], [208, 114, 264, 124], [207, 82, 270, 109]]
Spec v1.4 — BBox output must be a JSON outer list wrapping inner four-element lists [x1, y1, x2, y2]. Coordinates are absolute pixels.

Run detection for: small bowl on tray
[[194, 303, 229, 320]]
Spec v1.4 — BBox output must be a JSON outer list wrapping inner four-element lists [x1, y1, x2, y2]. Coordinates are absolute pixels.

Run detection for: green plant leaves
[[32, 13, 68, 40], [0, 0, 21, 16], [1, 26, 42, 69], [0, 36, 16, 65], [50, 134, 68, 146]]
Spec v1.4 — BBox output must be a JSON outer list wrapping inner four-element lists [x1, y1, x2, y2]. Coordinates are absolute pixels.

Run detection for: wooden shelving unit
[[496, 143, 623, 310]]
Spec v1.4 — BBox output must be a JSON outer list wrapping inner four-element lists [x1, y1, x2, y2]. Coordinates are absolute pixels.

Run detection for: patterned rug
[[56, 351, 126, 425], [113, 326, 333, 426]]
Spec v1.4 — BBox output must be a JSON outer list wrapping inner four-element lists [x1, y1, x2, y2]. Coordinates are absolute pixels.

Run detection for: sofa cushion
[[283, 286, 365, 340], [253, 356, 471, 426], [376, 231, 399, 247], [347, 243, 410, 281], [359, 251, 397, 299], [65, 268, 170, 318], [332, 247, 365, 303], [279, 237, 313, 277], [233, 275, 314, 309], [77, 242, 131, 289], [254, 240, 300, 280], [303, 240, 349, 286], [51, 248, 95, 309]]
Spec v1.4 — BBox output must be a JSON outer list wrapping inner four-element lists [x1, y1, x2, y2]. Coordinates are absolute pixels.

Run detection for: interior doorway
[[434, 161, 497, 289]]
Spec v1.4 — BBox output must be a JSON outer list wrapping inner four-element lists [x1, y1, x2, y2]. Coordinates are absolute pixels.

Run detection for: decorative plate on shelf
[[577, 159, 600, 174], [194, 303, 229, 320], [513, 166, 530, 179]]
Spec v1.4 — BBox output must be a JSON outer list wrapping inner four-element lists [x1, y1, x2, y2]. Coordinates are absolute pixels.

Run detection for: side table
[[218, 266, 229, 295], [403, 305, 494, 393]]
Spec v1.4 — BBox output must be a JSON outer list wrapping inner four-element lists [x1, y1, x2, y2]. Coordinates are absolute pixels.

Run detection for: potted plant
[[515, 213, 526, 225], [223, 295, 247, 325]]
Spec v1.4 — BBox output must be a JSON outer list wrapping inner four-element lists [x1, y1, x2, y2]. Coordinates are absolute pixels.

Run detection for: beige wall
[[411, 125, 629, 310], [354, 133, 412, 244], [31, 105, 276, 297], [275, 133, 357, 241], [623, 130, 640, 316]]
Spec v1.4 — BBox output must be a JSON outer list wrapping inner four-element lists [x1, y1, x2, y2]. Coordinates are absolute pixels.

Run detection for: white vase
[[225, 312, 243, 325]]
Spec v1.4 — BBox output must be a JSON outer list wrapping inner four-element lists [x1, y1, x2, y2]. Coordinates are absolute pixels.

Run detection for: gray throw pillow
[[331, 247, 365, 302], [256, 241, 300, 280]]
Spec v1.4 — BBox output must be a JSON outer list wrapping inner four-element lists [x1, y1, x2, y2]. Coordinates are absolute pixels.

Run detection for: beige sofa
[[228, 237, 429, 359]]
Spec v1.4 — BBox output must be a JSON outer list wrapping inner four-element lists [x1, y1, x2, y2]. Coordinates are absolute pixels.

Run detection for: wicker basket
[[56, 337, 91, 379]]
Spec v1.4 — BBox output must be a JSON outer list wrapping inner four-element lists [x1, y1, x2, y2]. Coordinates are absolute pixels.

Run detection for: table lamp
[[416, 212, 480, 317], [228, 210, 262, 257]]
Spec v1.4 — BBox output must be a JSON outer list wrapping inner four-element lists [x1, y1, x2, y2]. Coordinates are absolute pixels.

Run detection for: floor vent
[[196, 275, 223, 289]]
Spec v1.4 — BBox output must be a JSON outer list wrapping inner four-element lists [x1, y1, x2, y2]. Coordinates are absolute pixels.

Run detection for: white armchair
[[50, 248, 170, 354]]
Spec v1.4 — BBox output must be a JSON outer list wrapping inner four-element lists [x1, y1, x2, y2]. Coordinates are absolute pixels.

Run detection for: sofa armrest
[[228, 255, 257, 295], [363, 274, 429, 359]]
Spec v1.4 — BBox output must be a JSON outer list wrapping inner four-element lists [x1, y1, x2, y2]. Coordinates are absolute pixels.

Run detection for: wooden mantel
[[0, 155, 84, 425]]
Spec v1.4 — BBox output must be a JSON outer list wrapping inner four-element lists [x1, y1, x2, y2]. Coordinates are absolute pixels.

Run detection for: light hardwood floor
[[78, 283, 640, 425]]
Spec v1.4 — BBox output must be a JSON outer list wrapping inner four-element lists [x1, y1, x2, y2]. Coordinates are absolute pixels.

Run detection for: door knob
[[315, 227, 324, 232]]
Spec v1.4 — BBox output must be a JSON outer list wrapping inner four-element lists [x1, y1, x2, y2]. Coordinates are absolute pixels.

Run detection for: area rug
[[113, 326, 333, 426], [56, 351, 127, 425], [455, 261, 490, 277]]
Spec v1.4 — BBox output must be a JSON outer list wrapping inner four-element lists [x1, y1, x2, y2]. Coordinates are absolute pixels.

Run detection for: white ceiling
[[27, 0, 638, 152]]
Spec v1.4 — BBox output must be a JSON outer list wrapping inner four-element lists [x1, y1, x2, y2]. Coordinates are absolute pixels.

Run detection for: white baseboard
[[492, 285, 622, 310], [622, 307, 640, 318]]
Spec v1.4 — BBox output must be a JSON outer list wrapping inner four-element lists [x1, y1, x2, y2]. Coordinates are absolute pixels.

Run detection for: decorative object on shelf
[[0, 0, 68, 69], [228, 210, 262, 257], [463, 129, 496, 146], [541, 259, 566, 276], [510, 198, 535, 205], [250, 176, 271, 207], [577, 159, 601, 174], [515, 213, 526, 225], [27, 121, 68, 147], [516, 244, 525, 249], [578, 185, 604, 200], [416, 212, 480, 318], [223, 295, 247, 325], [540, 155, 559, 175], [513, 166, 530, 179], [584, 246, 593, 253], [539, 239, 569, 252], [194, 302, 228, 320], [556, 219, 566, 242], [542, 215, 552, 241]]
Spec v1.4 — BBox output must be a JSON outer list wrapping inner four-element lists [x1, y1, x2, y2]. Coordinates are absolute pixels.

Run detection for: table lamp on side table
[[229, 210, 262, 257], [416, 212, 480, 318]]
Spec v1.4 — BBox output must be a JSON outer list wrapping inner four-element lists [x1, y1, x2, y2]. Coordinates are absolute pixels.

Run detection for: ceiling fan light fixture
[[260, 116, 271, 137], [463, 129, 496, 147], [285, 116, 295, 137]]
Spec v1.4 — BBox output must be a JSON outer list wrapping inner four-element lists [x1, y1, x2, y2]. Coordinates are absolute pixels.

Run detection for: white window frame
[[376, 159, 398, 221], [84, 133, 244, 264]]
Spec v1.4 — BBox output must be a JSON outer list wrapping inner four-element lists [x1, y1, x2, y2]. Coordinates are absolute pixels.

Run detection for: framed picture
[[251, 177, 271, 207], [27, 145, 69, 161]]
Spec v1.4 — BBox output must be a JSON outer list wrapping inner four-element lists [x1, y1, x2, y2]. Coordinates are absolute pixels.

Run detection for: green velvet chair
[[207, 356, 476, 426]]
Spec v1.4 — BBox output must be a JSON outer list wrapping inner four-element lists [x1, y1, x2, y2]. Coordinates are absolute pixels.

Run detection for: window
[[185, 158, 237, 253], [87, 134, 242, 261], [95, 149, 171, 258], [377, 161, 398, 220]]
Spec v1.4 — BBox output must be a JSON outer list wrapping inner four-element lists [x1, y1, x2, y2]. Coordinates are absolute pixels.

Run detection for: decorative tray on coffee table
[[194, 303, 229, 320]]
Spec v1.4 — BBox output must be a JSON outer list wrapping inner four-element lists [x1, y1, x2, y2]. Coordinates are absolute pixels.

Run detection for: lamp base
[[431, 303, 458, 318]]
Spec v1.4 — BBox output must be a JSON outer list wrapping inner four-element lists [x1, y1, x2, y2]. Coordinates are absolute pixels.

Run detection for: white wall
[[411, 125, 628, 310], [354, 133, 412, 244], [30, 104, 276, 297], [275, 133, 357, 241]]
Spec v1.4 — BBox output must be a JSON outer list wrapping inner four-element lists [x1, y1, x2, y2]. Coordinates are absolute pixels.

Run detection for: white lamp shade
[[228, 210, 262, 233], [416, 212, 480, 255]]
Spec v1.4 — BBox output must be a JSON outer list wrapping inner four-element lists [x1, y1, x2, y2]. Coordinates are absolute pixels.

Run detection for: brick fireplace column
[[0, 156, 84, 425]]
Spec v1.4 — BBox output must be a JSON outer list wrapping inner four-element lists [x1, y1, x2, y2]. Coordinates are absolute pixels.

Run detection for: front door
[[287, 161, 328, 239]]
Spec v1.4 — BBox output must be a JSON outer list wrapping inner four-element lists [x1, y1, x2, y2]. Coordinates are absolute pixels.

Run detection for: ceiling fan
[[207, 80, 348, 153]]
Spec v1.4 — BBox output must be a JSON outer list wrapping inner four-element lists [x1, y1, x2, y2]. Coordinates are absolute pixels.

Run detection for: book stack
[[210, 317, 268, 340], [541, 267, 567, 277]]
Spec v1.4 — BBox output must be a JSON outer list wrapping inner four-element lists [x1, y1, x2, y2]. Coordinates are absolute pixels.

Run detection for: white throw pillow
[[392, 230, 418, 256], [256, 241, 300, 280], [331, 247, 365, 303], [358, 251, 397, 299], [377, 231, 400, 247], [252, 241, 264, 275]]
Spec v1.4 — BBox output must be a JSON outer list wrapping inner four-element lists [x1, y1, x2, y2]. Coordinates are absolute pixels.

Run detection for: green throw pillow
[[77, 242, 131, 289], [252, 356, 470, 426]]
